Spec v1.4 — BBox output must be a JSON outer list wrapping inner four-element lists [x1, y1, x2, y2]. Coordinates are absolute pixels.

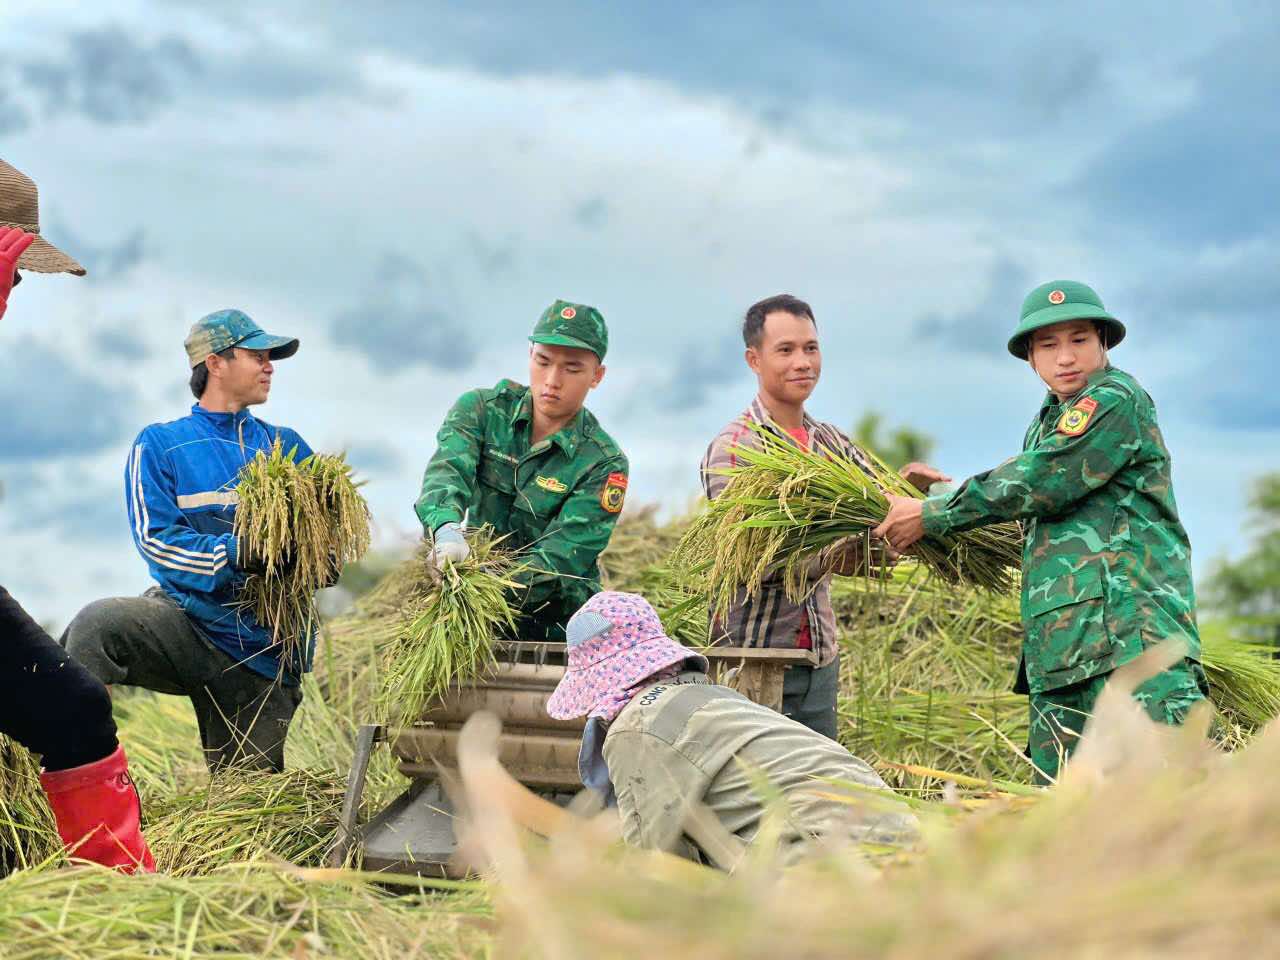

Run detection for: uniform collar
[[1038, 363, 1114, 415], [510, 386, 585, 458], [191, 403, 256, 430]]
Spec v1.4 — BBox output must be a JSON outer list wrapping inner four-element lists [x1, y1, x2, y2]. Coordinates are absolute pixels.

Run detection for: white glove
[[431, 522, 470, 566]]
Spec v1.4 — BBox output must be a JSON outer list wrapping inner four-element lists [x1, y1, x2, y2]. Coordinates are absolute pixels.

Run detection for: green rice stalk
[[672, 423, 1022, 620], [0, 736, 61, 877], [1200, 623, 1280, 730], [375, 529, 526, 727], [234, 440, 371, 667], [835, 567, 1280, 789]]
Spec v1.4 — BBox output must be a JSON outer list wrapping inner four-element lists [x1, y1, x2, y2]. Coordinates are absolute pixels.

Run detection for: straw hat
[[0, 159, 86, 276]]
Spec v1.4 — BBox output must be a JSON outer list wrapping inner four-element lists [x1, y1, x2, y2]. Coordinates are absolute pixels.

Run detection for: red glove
[[0, 226, 36, 322]]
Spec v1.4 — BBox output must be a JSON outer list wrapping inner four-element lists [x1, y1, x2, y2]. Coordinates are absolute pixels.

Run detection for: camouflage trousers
[[1028, 658, 1208, 783]]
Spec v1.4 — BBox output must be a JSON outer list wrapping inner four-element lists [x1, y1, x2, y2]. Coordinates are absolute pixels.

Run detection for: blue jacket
[[125, 404, 314, 682]]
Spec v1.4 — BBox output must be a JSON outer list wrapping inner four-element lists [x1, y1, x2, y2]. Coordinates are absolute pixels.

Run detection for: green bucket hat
[[1008, 281, 1125, 359], [529, 299, 608, 361], [184, 308, 299, 369]]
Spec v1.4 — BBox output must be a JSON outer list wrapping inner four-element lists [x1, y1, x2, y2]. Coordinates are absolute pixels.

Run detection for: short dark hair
[[188, 347, 237, 400], [743, 294, 817, 348]]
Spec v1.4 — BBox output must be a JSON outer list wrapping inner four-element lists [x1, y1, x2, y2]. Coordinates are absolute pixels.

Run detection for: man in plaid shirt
[[701, 294, 949, 738]]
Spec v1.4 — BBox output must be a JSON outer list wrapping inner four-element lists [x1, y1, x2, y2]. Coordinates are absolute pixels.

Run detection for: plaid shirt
[[700, 396, 876, 667]]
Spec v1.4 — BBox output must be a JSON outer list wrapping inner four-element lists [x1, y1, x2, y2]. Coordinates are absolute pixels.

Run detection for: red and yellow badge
[[1057, 396, 1099, 436], [600, 471, 627, 514], [535, 475, 568, 493], [560, 306, 577, 320]]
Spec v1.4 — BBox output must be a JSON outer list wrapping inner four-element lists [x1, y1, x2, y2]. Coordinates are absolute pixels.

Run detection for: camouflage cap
[[184, 309, 300, 369], [1008, 281, 1126, 359], [529, 299, 608, 361]]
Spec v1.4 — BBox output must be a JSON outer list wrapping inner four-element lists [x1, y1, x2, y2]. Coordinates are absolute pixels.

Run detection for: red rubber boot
[[39, 745, 156, 873]]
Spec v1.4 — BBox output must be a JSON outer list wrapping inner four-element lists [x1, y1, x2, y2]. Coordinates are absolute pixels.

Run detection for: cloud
[[1076, 24, 1280, 245], [330, 253, 478, 373], [0, 89, 30, 135], [0, 346, 140, 461], [13, 24, 372, 128], [645, 331, 750, 413], [916, 258, 1031, 350], [45, 217, 146, 282], [343, 440, 403, 474], [0, 466, 128, 544], [20, 28, 200, 125], [573, 195, 610, 231], [1126, 240, 1280, 431]]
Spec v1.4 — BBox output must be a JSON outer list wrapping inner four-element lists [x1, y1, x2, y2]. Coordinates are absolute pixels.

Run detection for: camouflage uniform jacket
[[415, 379, 629, 639], [701, 396, 877, 667], [603, 671, 914, 866], [922, 366, 1200, 695]]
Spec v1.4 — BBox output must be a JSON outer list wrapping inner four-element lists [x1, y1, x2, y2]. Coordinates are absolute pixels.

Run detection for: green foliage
[[1204, 472, 1280, 644], [852, 411, 935, 471]]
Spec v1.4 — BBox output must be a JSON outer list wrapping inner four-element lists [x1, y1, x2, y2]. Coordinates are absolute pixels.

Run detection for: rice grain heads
[[234, 440, 371, 668], [673, 424, 1022, 620]]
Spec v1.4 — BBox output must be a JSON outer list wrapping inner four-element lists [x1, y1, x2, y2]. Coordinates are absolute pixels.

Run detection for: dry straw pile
[[453, 653, 1280, 959], [234, 440, 371, 665], [673, 425, 1022, 619], [0, 862, 491, 959]]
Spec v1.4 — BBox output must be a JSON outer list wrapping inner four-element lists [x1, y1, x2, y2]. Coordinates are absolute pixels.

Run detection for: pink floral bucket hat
[[546, 591, 708, 720]]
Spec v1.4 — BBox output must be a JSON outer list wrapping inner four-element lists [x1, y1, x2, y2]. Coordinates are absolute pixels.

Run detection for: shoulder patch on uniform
[[535, 475, 568, 493], [600, 471, 627, 513], [1058, 396, 1099, 437]]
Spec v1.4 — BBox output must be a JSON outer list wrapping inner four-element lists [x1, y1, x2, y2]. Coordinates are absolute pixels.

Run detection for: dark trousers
[[782, 658, 840, 741], [0, 586, 118, 772], [60, 588, 301, 772]]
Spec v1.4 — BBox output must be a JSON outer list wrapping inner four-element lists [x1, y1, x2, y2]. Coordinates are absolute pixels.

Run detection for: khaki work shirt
[[602, 672, 916, 866]]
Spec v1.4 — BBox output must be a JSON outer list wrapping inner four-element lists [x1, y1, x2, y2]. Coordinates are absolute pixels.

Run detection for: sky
[[1, 1, 1277, 629]]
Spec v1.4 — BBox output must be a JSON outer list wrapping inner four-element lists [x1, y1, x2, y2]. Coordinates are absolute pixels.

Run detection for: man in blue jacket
[[62, 309, 318, 772]]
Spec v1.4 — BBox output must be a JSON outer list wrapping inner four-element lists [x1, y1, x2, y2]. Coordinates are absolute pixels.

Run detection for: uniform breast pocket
[[1023, 576, 1113, 689], [478, 455, 517, 495]]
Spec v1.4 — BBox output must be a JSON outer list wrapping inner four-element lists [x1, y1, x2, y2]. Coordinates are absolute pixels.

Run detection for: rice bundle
[[0, 736, 60, 877], [234, 439, 371, 663], [672, 423, 1022, 619], [375, 530, 525, 728], [146, 768, 346, 875]]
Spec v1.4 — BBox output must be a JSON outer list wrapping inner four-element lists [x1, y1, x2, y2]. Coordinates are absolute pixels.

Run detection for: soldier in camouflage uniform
[[415, 300, 629, 641], [875, 280, 1207, 781]]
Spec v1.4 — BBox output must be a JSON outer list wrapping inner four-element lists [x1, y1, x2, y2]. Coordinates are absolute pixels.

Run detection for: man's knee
[[60, 598, 134, 682]]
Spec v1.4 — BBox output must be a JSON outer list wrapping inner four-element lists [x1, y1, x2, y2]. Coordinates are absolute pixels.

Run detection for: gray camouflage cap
[[184, 309, 300, 368]]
